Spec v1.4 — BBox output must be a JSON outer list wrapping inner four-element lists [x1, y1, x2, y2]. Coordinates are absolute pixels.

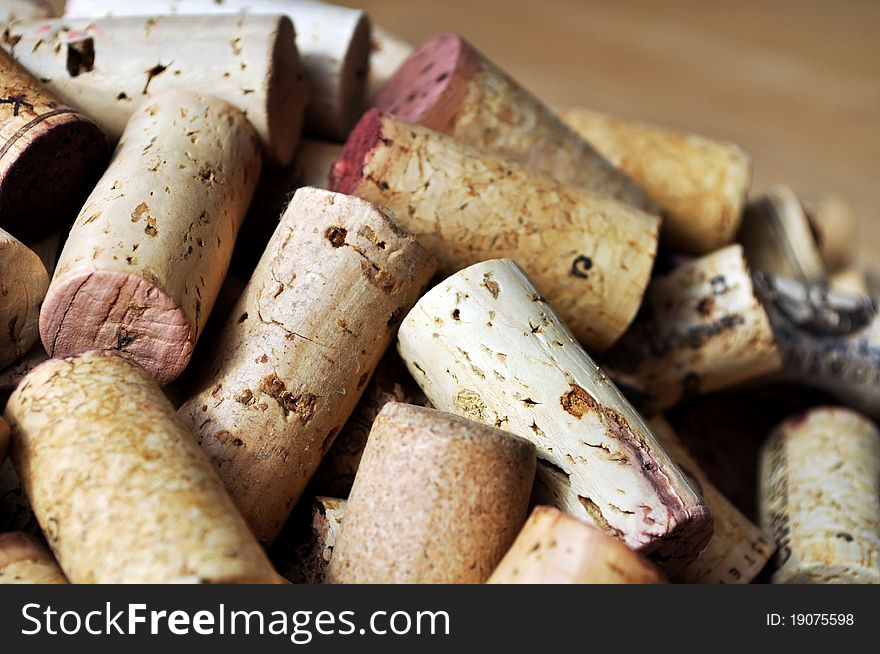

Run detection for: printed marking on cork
[[759, 407, 880, 583]]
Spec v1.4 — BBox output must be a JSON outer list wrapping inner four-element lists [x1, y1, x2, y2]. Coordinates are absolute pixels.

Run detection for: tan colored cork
[[276, 496, 346, 584], [3, 14, 307, 165], [829, 267, 869, 296], [0, 532, 67, 584], [397, 259, 713, 573], [309, 350, 427, 498], [64, 0, 370, 141], [603, 245, 782, 413], [4, 350, 280, 584], [374, 33, 653, 212], [649, 417, 775, 584], [0, 0, 52, 22], [40, 90, 261, 385], [562, 109, 752, 253], [488, 506, 666, 584], [0, 49, 106, 241], [0, 229, 49, 369], [326, 402, 536, 584], [760, 407, 880, 584], [801, 194, 858, 273], [179, 187, 436, 544], [366, 27, 413, 104], [739, 186, 826, 284], [333, 111, 660, 351]]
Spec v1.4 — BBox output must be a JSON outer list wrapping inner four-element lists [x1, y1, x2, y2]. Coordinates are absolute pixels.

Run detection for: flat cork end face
[[330, 108, 384, 195], [373, 32, 480, 132], [39, 270, 193, 385], [0, 113, 107, 241]]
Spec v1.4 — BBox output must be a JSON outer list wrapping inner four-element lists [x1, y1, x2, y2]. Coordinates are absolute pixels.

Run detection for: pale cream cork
[[397, 259, 713, 573], [0, 49, 107, 241], [488, 506, 666, 584], [562, 109, 752, 254], [63, 0, 370, 141], [649, 417, 775, 584], [829, 267, 869, 296], [4, 350, 281, 584], [179, 187, 436, 544], [0, 229, 49, 369], [309, 350, 427, 498], [0, 532, 67, 584], [739, 186, 826, 284], [326, 402, 536, 584], [374, 33, 653, 212], [333, 111, 660, 351], [3, 14, 308, 165], [40, 90, 261, 385], [603, 245, 782, 413], [801, 194, 858, 273], [760, 407, 880, 584]]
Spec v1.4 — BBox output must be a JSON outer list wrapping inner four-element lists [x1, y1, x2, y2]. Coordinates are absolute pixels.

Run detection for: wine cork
[[332, 110, 660, 350], [275, 496, 346, 584], [488, 506, 666, 584], [0, 415, 7, 466], [801, 194, 858, 273], [309, 349, 427, 498], [63, 0, 370, 141], [326, 402, 537, 584], [2, 14, 307, 166], [829, 267, 869, 296], [755, 274, 880, 419], [649, 417, 775, 584], [0, 532, 67, 584], [738, 186, 826, 284], [603, 245, 782, 413], [0, 49, 107, 240], [0, 0, 52, 22], [760, 407, 880, 584], [367, 26, 413, 104], [40, 90, 261, 385], [0, 229, 49, 369], [0, 343, 47, 409], [397, 259, 712, 571], [4, 350, 280, 584], [562, 109, 752, 254], [179, 187, 436, 544], [373, 33, 652, 212]]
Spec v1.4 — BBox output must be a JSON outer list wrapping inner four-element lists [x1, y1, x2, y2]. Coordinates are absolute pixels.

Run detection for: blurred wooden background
[[341, 0, 880, 265]]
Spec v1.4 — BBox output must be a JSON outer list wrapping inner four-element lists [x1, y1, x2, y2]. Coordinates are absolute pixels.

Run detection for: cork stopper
[[326, 402, 536, 584], [0, 532, 68, 584]]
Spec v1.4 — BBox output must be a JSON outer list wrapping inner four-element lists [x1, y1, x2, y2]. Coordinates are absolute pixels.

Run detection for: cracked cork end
[[39, 270, 193, 386], [373, 32, 479, 132]]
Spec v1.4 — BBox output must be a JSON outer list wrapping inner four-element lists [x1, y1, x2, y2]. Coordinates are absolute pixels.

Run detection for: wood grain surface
[[341, 0, 879, 265]]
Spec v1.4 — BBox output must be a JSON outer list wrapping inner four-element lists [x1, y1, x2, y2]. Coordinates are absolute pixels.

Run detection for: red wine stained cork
[[603, 244, 782, 413], [0, 228, 49, 369], [0, 0, 52, 22], [3, 14, 307, 166], [40, 90, 261, 385], [178, 187, 436, 544], [398, 259, 713, 573], [309, 349, 427, 498], [63, 0, 370, 141], [0, 49, 107, 240], [374, 33, 652, 212], [332, 110, 660, 351], [760, 407, 880, 584], [562, 109, 752, 254], [649, 417, 775, 584], [488, 506, 666, 584], [0, 532, 68, 584], [4, 350, 280, 584], [326, 402, 536, 584], [275, 496, 346, 584]]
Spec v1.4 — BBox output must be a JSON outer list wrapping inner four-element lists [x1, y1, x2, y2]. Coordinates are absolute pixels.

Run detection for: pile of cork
[[0, 0, 877, 585]]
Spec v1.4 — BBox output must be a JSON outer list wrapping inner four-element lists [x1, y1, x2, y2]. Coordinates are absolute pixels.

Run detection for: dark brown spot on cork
[[571, 255, 593, 279], [696, 297, 715, 317], [452, 308, 461, 321], [237, 312, 248, 323], [143, 62, 168, 94], [66, 38, 94, 77], [560, 384, 599, 418], [357, 373, 369, 389], [325, 226, 347, 247], [259, 373, 316, 421], [235, 388, 255, 405], [481, 273, 500, 299], [386, 307, 402, 327], [360, 260, 395, 293]]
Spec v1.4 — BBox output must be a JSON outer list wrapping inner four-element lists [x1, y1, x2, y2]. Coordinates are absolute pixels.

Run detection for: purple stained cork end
[[372, 32, 481, 132], [330, 108, 385, 195]]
